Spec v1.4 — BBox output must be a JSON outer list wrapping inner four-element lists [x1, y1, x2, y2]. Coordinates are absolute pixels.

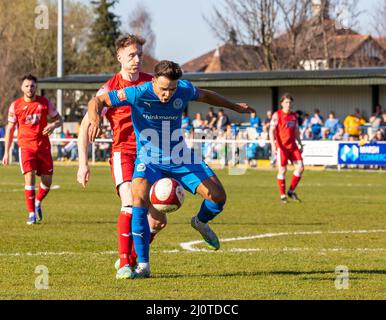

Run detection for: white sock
[[35, 200, 41, 208], [29, 212, 35, 218], [138, 262, 150, 270]]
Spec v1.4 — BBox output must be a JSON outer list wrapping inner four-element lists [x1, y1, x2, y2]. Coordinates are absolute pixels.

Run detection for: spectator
[[372, 129, 385, 142], [380, 112, 386, 129], [369, 105, 383, 133], [323, 112, 340, 139], [321, 128, 330, 140], [181, 111, 191, 133], [192, 112, 205, 133], [302, 127, 313, 140], [216, 109, 230, 132], [332, 127, 346, 141], [96, 131, 110, 161], [256, 125, 270, 159], [205, 107, 217, 129], [57, 130, 66, 161], [62, 130, 78, 161], [301, 113, 311, 128], [264, 110, 273, 127], [249, 112, 262, 133], [343, 109, 366, 140], [310, 109, 324, 139]]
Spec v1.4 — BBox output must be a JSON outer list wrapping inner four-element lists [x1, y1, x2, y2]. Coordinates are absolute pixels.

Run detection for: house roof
[[181, 43, 263, 73]]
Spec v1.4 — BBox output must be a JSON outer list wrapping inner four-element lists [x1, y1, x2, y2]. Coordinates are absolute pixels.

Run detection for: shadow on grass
[[153, 269, 386, 279], [170, 222, 327, 226]]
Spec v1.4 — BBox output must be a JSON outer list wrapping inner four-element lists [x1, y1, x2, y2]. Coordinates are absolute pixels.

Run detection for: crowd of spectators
[[180, 105, 386, 164]]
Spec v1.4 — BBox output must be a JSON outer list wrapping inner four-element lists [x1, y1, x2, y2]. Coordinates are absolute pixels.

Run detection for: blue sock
[[197, 200, 225, 223], [132, 206, 150, 263]]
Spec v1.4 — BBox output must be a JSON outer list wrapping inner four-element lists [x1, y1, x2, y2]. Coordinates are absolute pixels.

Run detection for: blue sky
[[80, 0, 380, 64]]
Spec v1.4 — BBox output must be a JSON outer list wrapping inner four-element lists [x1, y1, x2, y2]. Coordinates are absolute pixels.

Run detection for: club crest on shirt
[[117, 89, 126, 101], [173, 98, 183, 110], [136, 163, 146, 172]]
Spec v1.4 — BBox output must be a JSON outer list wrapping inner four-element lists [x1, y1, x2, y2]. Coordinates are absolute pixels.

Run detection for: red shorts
[[276, 147, 303, 167], [109, 152, 136, 191], [19, 148, 53, 176]]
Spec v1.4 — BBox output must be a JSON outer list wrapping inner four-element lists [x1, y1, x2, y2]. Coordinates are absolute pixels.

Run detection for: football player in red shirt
[[77, 35, 166, 279], [269, 93, 304, 203], [2, 74, 63, 224]]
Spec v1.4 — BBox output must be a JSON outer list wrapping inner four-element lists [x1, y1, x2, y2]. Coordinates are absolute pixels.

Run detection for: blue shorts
[[133, 160, 215, 194]]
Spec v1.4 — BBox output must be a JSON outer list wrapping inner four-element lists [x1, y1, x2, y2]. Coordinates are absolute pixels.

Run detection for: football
[[149, 178, 185, 213]]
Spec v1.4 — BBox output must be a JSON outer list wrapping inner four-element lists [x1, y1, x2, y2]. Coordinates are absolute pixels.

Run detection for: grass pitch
[[0, 165, 385, 300]]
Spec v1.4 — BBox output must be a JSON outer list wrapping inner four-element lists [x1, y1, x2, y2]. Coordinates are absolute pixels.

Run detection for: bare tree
[[372, 0, 386, 36], [323, 0, 362, 68], [275, 0, 312, 69], [204, 0, 279, 70], [128, 4, 156, 56]]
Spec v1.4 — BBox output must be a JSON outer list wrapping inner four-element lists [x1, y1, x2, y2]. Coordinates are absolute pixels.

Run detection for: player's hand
[[2, 153, 9, 166], [299, 143, 304, 153], [42, 123, 56, 136], [233, 103, 255, 114], [88, 115, 101, 143], [77, 164, 90, 188]]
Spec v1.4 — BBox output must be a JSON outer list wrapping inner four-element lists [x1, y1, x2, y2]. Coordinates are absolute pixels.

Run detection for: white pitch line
[[6, 185, 61, 192], [180, 229, 386, 252], [0, 230, 385, 257]]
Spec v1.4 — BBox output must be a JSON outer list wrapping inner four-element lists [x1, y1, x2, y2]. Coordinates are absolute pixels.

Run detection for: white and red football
[[149, 178, 185, 214]]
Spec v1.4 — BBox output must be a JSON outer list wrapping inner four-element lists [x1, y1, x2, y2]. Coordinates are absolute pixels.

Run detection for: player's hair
[[280, 93, 293, 103], [21, 74, 38, 84], [115, 34, 146, 52], [154, 60, 183, 80]]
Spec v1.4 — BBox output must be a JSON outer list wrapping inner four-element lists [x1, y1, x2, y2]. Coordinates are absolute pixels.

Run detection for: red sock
[[290, 172, 302, 192], [277, 177, 286, 196], [128, 241, 137, 268], [24, 186, 35, 213], [36, 183, 50, 203], [117, 207, 135, 268]]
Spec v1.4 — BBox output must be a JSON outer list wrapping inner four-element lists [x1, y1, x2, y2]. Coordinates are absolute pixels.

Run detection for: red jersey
[[8, 96, 58, 151], [270, 109, 298, 150], [97, 72, 153, 154]]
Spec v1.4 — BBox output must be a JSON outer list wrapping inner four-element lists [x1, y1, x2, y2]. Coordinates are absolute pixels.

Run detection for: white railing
[[1, 138, 386, 167]]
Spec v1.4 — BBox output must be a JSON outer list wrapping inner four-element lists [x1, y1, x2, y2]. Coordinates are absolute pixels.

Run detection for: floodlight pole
[[57, 0, 64, 124]]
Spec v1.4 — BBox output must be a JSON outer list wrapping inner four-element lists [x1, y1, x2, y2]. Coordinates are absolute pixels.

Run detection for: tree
[[86, 0, 121, 73], [127, 4, 156, 56], [204, 0, 279, 71], [275, 0, 311, 69], [0, 0, 93, 124]]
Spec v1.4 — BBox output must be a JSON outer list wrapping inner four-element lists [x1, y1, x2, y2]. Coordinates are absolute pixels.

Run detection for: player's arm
[[296, 123, 303, 153], [88, 87, 137, 142], [77, 112, 92, 187], [88, 93, 112, 143], [43, 100, 63, 136], [269, 113, 278, 155], [196, 88, 255, 114], [1, 121, 16, 166]]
